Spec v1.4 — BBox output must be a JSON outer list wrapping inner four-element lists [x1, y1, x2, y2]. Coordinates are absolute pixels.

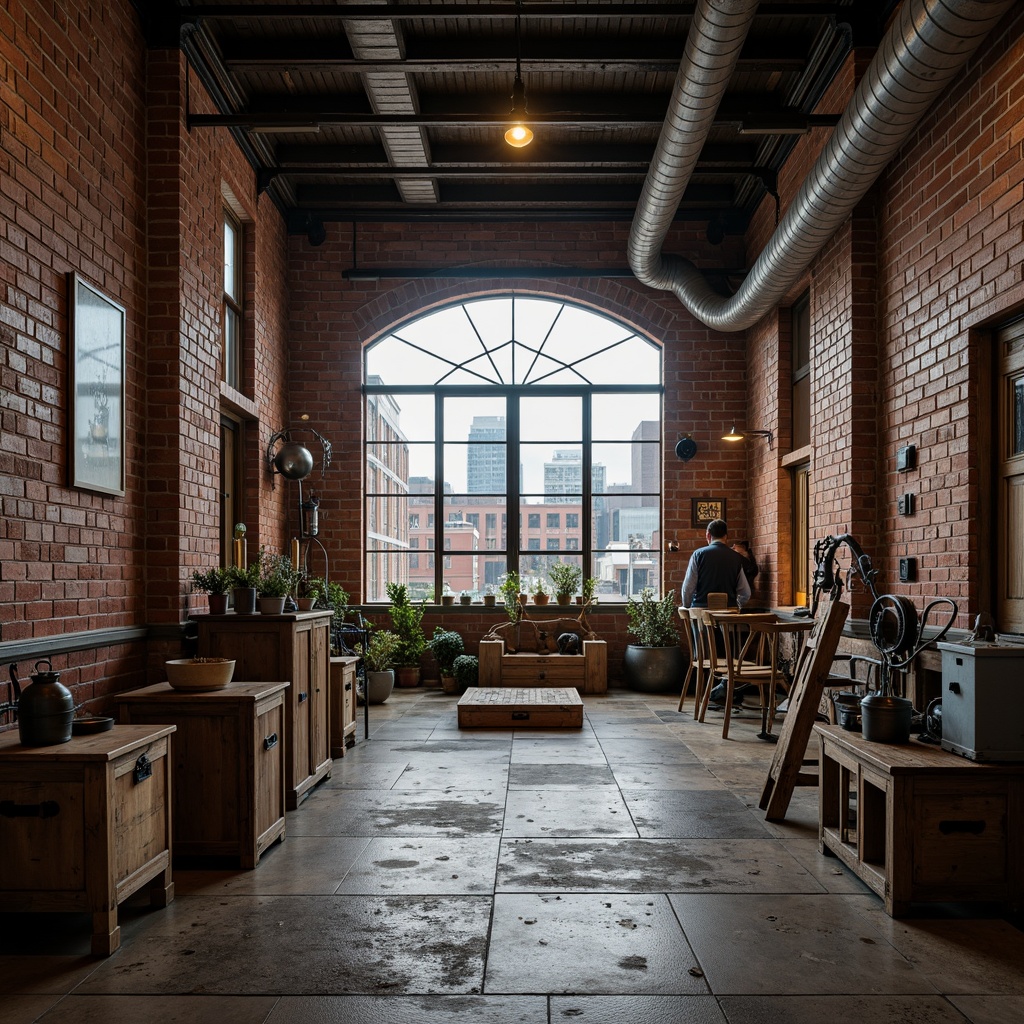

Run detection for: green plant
[[626, 588, 680, 647], [428, 627, 465, 675], [581, 575, 599, 606], [452, 654, 479, 691], [363, 630, 401, 672], [386, 581, 427, 666], [531, 577, 549, 597], [548, 560, 582, 596], [300, 574, 327, 605], [190, 566, 233, 595], [496, 571, 522, 621], [255, 549, 300, 598], [324, 580, 350, 619], [226, 560, 261, 589]]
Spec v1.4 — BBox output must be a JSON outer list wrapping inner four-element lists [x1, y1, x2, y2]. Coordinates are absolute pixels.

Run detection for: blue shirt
[[681, 540, 751, 608]]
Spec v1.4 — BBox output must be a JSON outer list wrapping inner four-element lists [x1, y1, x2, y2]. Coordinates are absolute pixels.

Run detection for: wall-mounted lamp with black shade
[[722, 425, 773, 449]]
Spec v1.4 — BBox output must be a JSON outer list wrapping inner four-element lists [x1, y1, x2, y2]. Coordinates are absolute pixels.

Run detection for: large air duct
[[628, 0, 1016, 332]]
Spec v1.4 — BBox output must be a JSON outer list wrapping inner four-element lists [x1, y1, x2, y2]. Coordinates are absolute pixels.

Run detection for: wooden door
[[998, 320, 1024, 633]]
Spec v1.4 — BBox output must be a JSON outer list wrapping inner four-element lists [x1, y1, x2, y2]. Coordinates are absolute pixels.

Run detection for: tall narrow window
[[223, 212, 242, 389], [792, 293, 810, 450], [364, 295, 663, 603], [792, 463, 810, 606], [220, 415, 244, 569]]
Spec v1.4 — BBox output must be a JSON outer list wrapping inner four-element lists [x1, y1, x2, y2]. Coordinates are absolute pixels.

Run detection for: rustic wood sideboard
[[815, 723, 1024, 916], [116, 682, 288, 868], [193, 610, 332, 808], [0, 725, 175, 956]]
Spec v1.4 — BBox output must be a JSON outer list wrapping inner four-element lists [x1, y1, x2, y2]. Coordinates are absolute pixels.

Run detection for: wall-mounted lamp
[[722, 425, 773, 449]]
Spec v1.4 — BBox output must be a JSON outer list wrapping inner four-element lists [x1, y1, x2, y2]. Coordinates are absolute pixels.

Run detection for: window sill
[[220, 381, 258, 419]]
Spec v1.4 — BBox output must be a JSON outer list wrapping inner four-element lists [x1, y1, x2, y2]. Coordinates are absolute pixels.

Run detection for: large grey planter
[[623, 644, 686, 693]]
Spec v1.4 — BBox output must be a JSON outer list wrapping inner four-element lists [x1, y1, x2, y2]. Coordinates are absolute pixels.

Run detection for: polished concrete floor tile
[[392, 763, 511, 791], [670, 893, 935, 995], [503, 789, 637, 837], [173, 836, 371, 896], [336, 837, 500, 895], [266, 994, 547, 1022], [322, 760, 409, 789], [718, 994, 970, 1024], [508, 762, 616, 788], [30, 995, 280, 1024], [622, 789, 774, 839], [609, 763, 726, 790], [78, 894, 491, 995], [0, 995, 63, 1024], [289, 787, 506, 837], [548, 994, 727, 1022], [948, 994, 1024, 1023], [485, 893, 705, 995], [849, 908, 1024, 995], [596, 739, 699, 764], [496, 838, 824, 894], [780, 840, 873, 895]]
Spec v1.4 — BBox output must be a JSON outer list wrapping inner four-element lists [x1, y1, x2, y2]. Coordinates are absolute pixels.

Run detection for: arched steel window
[[364, 295, 663, 603]]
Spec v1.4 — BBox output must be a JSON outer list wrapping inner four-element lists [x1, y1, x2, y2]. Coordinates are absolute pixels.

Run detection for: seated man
[[680, 519, 752, 707]]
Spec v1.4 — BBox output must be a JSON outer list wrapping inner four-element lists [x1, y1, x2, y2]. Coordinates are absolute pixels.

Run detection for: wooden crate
[[116, 682, 287, 868], [458, 687, 583, 729], [0, 725, 175, 956], [329, 656, 359, 757], [816, 723, 1024, 916]]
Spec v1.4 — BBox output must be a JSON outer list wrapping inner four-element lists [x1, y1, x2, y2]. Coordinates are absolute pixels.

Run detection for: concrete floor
[[3, 688, 1024, 1023]]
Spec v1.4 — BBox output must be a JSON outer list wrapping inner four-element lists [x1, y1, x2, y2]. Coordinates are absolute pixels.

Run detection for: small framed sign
[[691, 497, 726, 528], [69, 273, 126, 496]]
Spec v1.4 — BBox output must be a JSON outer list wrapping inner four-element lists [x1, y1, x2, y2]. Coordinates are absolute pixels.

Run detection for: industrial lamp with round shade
[[504, 1, 533, 148], [504, 120, 533, 148], [273, 441, 314, 480]]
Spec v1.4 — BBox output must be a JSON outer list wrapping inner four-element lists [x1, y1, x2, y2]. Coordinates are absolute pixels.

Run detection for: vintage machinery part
[[628, 0, 1016, 331]]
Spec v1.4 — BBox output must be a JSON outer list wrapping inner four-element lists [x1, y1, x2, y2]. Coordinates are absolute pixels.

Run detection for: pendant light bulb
[[504, 2, 533, 148]]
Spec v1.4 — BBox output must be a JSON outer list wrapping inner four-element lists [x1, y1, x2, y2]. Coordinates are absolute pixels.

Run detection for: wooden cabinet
[[116, 682, 287, 868], [479, 639, 607, 693], [816, 723, 1024, 916], [0, 725, 175, 956], [329, 656, 359, 758], [194, 610, 332, 809]]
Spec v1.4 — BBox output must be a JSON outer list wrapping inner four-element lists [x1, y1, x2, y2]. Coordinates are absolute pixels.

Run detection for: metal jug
[[9, 660, 75, 746]]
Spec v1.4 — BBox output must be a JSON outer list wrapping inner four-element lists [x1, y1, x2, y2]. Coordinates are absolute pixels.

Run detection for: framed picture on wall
[[69, 273, 126, 496], [691, 497, 726, 528]]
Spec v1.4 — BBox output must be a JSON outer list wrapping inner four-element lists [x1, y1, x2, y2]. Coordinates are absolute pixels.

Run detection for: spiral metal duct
[[628, 0, 1016, 332]]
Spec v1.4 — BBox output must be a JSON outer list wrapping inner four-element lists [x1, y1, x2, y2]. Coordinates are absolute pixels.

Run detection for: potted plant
[[362, 629, 400, 704], [452, 653, 479, 692], [297, 573, 326, 611], [254, 548, 299, 614], [623, 588, 684, 692], [580, 575, 599, 607], [496, 571, 522, 621], [191, 566, 233, 615], [548, 561, 582, 605], [531, 577, 550, 606], [386, 581, 427, 686], [441, 582, 455, 606], [482, 585, 496, 607], [428, 627, 465, 694], [227, 560, 261, 615], [459, 590, 473, 606]]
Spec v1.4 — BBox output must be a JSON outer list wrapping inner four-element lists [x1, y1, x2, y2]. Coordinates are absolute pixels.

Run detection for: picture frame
[[691, 497, 726, 528], [69, 273, 126, 496]]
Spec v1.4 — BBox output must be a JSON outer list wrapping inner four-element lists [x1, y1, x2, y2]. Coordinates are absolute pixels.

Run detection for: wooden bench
[[478, 638, 607, 693]]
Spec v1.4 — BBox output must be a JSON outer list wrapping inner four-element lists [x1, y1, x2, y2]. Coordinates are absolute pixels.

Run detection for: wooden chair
[[676, 606, 709, 713], [706, 591, 729, 610], [697, 611, 777, 739]]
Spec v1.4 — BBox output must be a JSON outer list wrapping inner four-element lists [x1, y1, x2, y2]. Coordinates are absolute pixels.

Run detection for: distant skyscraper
[[543, 449, 606, 504], [467, 415, 506, 493], [632, 420, 660, 506]]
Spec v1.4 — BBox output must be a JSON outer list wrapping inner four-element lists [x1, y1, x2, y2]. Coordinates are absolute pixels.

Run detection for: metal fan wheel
[[868, 594, 918, 658]]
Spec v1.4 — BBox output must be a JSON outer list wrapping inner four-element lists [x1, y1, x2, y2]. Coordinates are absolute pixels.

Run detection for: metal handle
[[939, 819, 985, 835], [263, 732, 278, 750], [0, 799, 60, 819], [133, 754, 152, 784], [948, 682, 961, 694], [345, 682, 352, 691], [512, 711, 530, 720], [298, 691, 308, 703]]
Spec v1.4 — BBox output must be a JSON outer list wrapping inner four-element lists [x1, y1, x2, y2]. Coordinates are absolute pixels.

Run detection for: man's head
[[706, 519, 728, 542]]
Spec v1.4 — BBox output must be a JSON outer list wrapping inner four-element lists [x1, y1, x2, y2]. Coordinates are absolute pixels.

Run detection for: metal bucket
[[860, 694, 913, 744]]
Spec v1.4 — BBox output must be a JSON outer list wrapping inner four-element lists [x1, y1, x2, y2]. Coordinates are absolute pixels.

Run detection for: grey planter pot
[[623, 644, 686, 693], [365, 669, 395, 704]]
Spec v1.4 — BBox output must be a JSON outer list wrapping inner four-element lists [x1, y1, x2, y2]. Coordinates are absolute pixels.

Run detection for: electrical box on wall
[[899, 557, 917, 582], [896, 444, 917, 471], [897, 492, 915, 516]]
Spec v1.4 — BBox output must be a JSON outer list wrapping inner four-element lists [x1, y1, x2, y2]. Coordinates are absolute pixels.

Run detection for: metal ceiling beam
[[179, 4, 844, 23]]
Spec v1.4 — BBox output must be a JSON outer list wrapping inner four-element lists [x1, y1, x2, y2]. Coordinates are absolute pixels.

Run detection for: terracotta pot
[[533, 594, 549, 606], [396, 665, 421, 687], [555, 593, 573, 606], [296, 597, 316, 611], [440, 673, 459, 694], [441, 594, 455, 606], [483, 595, 496, 607]]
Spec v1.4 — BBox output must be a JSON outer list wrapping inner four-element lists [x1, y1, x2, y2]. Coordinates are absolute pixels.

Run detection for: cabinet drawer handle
[[345, 682, 352, 691], [263, 732, 278, 751], [939, 819, 985, 835], [538, 671, 545, 680], [298, 691, 308, 703], [0, 799, 60, 819], [133, 754, 153, 784], [947, 682, 961, 694], [512, 711, 530, 720]]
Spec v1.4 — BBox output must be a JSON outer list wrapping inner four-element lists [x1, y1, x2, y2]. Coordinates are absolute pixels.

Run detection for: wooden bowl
[[72, 716, 115, 735], [165, 658, 235, 692]]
